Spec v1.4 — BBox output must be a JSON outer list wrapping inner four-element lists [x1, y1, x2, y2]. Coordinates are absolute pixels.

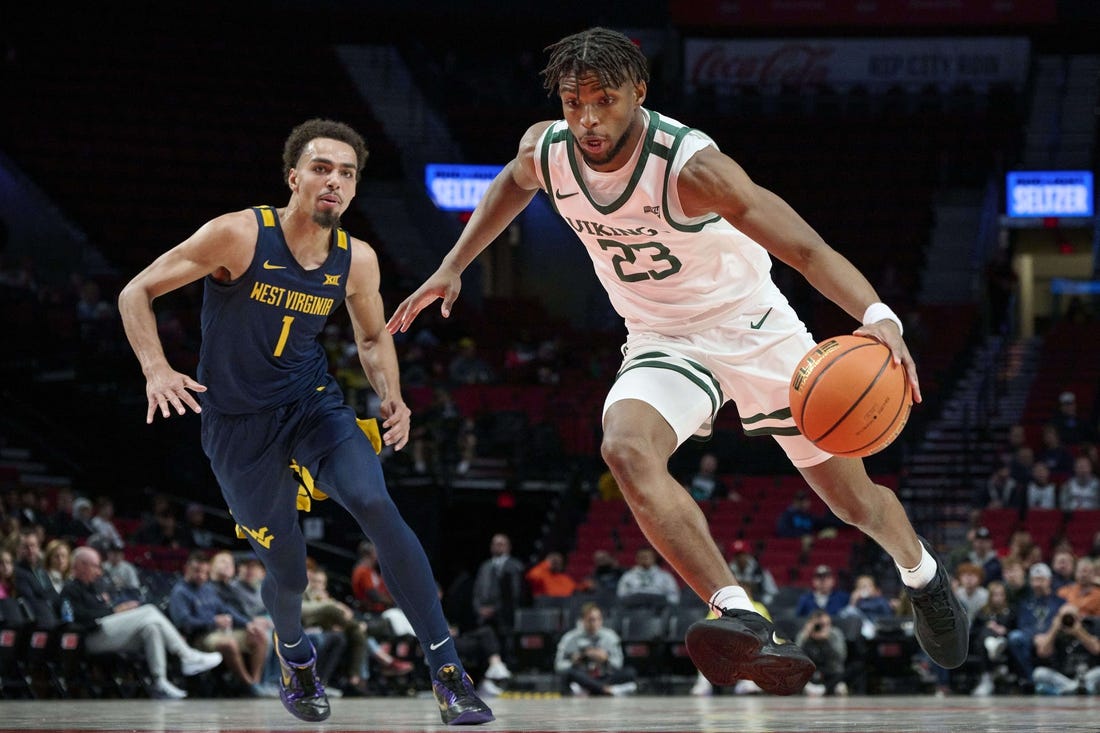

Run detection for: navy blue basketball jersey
[[197, 206, 351, 413]]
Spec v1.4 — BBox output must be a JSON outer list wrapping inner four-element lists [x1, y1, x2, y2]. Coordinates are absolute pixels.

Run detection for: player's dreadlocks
[[541, 27, 650, 96]]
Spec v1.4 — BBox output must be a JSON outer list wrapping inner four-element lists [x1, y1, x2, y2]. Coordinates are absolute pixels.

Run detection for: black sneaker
[[907, 537, 969, 669], [432, 663, 495, 725], [685, 608, 815, 695], [276, 643, 330, 722]]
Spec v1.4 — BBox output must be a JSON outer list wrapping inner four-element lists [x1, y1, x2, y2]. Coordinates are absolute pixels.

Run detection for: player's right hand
[[386, 269, 462, 334], [145, 364, 207, 423]]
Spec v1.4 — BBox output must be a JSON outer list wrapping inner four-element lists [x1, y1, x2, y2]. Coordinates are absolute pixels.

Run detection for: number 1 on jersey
[[274, 315, 294, 357]]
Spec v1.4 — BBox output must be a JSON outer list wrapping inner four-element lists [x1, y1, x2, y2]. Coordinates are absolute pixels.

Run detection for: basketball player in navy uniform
[[119, 119, 493, 725], [388, 28, 969, 694]]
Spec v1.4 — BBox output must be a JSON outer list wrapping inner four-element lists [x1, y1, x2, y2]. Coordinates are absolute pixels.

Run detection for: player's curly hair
[[541, 27, 649, 96], [282, 118, 369, 181]]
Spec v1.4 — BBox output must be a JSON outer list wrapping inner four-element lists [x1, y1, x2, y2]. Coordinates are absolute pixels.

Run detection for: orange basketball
[[789, 335, 912, 458]]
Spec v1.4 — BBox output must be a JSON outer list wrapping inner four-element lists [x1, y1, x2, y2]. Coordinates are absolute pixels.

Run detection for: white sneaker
[[152, 679, 187, 699], [690, 675, 713, 696], [803, 681, 826, 697], [569, 681, 588, 697], [180, 649, 223, 676], [478, 678, 504, 697], [484, 660, 512, 681], [971, 673, 994, 697], [608, 682, 637, 697], [834, 681, 849, 697]]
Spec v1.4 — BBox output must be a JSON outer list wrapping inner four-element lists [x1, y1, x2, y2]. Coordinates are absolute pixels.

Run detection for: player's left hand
[[853, 320, 922, 404], [378, 397, 411, 451]]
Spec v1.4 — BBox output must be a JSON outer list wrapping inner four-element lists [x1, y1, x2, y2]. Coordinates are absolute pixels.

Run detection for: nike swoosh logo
[[554, 189, 579, 200], [749, 307, 772, 330], [429, 637, 452, 651], [263, 260, 287, 270]]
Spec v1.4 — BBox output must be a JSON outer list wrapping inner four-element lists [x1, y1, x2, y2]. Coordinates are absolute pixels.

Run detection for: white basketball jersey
[[534, 109, 775, 335]]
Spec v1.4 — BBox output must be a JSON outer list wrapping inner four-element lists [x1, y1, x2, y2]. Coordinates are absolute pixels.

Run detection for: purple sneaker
[[276, 644, 330, 722], [432, 664, 495, 725]]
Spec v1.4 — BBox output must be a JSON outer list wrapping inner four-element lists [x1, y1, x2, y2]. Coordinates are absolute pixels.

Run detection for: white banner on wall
[[684, 37, 1031, 95]]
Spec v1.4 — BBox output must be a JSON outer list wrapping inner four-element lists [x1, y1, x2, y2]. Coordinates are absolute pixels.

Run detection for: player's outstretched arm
[[118, 210, 256, 423], [386, 122, 551, 334]]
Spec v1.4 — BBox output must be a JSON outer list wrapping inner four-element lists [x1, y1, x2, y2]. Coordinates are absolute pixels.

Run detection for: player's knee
[[600, 435, 652, 479]]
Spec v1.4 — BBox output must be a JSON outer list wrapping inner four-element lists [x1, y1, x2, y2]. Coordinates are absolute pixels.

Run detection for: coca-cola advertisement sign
[[685, 37, 1030, 94]]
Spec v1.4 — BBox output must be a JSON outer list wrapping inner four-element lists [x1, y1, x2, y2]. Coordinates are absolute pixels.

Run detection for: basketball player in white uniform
[[389, 27, 968, 694]]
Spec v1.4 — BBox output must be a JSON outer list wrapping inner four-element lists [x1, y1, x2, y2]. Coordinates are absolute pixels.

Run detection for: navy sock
[[277, 635, 312, 665]]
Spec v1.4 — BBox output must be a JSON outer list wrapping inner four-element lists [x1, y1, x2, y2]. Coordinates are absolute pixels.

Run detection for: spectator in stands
[[70, 497, 97, 539], [977, 464, 1022, 512], [43, 538, 72, 595], [950, 526, 1003, 584], [1026, 462, 1058, 510], [953, 562, 990, 621], [133, 506, 190, 548], [727, 539, 777, 608], [554, 601, 637, 697], [795, 565, 850, 619], [578, 549, 624, 598], [230, 556, 268, 619], [776, 491, 838, 539], [1001, 558, 1030, 605], [1051, 550, 1077, 594], [1038, 423, 1076, 475], [617, 546, 679, 606], [15, 488, 40, 530], [448, 337, 495, 385], [41, 488, 76, 539], [409, 386, 477, 476], [0, 514, 21, 556], [92, 536, 142, 602], [13, 527, 60, 612], [1058, 557, 1100, 617], [89, 496, 126, 550], [1009, 445, 1037, 489], [183, 503, 217, 549], [1061, 455, 1100, 511], [525, 551, 577, 599], [168, 551, 273, 697], [350, 540, 396, 615], [795, 610, 849, 696], [1007, 562, 1065, 686], [838, 574, 894, 636], [1051, 391, 1096, 447], [472, 533, 525, 642], [970, 580, 1016, 696], [63, 546, 223, 700], [684, 452, 733, 501], [1031, 603, 1100, 695], [0, 548, 15, 599]]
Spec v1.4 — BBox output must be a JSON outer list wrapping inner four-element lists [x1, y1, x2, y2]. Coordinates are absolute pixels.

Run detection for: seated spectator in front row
[[63, 546, 222, 699], [525, 551, 577, 599], [1031, 604, 1100, 695], [168, 551, 272, 697], [1059, 557, 1100, 617], [579, 549, 623, 598], [616, 547, 679, 607], [954, 563, 990, 621], [554, 602, 636, 697], [970, 580, 1016, 696], [795, 610, 850, 696], [1051, 549, 1077, 594], [837, 574, 894, 640], [1007, 562, 1065, 686], [727, 539, 778, 608], [795, 565, 850, 620]]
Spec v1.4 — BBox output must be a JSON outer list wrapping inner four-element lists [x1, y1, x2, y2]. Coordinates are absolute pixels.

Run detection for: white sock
[[896, 543, 937, 589], [708, 585, 756, 614]]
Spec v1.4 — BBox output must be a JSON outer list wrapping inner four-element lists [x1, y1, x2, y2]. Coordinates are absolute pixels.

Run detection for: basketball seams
[[790, 334, 912, 458], [809, 349, 892, 445], [795, 341, 879, 439]]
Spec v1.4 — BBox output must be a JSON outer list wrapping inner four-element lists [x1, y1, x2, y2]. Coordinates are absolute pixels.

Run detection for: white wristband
[[862, 302, 904, 336]]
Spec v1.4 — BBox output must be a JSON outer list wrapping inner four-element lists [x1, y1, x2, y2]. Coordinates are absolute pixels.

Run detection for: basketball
[[789, 335, 912, 457]]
